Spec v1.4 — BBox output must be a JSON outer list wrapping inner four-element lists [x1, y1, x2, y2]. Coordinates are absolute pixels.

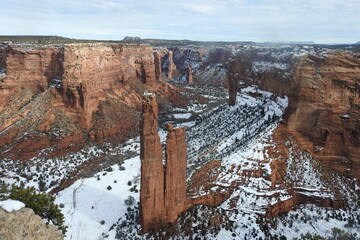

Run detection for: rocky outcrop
[[165, 50, 177, 79], [153, 52, 162, 82], [139, 94, 232, 233], [58, 43, 159, 127], [186, 66, 193, 84], [0, 207, 63, 240], [265, 191, 347, 218]]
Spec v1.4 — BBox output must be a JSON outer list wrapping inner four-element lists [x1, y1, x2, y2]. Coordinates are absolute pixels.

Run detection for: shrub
[[3, 186, 67, 235], [124, 196, 135, 206]]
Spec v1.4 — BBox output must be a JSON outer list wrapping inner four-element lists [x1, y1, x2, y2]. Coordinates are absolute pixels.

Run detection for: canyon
[[0, 40, 359, 239]]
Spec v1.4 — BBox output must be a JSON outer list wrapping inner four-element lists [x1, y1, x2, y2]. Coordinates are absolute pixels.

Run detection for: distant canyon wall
[[0, 43, 181, 160]]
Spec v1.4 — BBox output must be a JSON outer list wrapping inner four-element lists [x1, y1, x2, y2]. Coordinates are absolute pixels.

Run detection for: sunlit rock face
[[0, 43, 180, 160], [288, 52, 360, 181], [228, 49, 360, 183]]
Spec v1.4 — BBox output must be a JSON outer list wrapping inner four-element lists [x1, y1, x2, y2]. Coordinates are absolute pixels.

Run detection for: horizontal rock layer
[[0, 43, 181, 160]]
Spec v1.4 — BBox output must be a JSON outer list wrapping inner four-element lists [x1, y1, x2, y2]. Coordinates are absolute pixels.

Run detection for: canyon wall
[[288, 52, 360, 180], [228, 48, 360, 182], [0, 43, 180, 160]]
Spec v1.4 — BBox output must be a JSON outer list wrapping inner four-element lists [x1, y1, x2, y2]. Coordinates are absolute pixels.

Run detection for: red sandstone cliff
[[288, 52, 360, 181], [0, 43, 182, 160], [165, 50, 177, 79], [228, 50, 360, 183]]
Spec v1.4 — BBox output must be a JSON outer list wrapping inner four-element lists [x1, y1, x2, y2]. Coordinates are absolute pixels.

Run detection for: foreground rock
[[0, 207, 63, 240]]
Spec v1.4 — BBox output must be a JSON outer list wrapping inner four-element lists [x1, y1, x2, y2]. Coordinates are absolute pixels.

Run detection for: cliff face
[[288, 52, 360, 180], [58, 43, 159, 127], [163, 50, 177, 79], [0, 207, 63, 240], [162, 47, 228, 85], [0, 43, 180, 160], [228, 49, 360, 182]]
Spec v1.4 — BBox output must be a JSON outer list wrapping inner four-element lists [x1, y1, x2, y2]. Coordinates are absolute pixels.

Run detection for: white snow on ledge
[[0, 199, 25, 212]]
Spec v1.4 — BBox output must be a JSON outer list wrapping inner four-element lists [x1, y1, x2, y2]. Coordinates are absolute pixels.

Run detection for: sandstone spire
[[139, 93, 166, 232], [139, 94, 188, 232], [167, 50, 176, 79], [165, 124, 187, 223], [187, 66, 194, 84], [153, 52, 162, 82]]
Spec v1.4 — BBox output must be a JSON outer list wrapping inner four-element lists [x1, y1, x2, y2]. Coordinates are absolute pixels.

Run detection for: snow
[[55, 156, 141, 240], [171, 113, 191, 119], [252, 61, 289, 73], [0, 199, 25, 212], [2, 78, 359, 239]]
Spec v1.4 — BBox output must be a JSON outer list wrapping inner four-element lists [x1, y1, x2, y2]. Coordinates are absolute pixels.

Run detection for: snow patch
[[0, 199, 25, 212]]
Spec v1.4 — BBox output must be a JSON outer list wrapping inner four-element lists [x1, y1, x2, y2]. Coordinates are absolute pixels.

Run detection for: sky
[[1, 0, 359, 44]]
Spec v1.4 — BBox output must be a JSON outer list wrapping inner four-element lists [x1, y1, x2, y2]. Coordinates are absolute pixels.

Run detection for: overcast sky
[[1, 0, 359, 43]]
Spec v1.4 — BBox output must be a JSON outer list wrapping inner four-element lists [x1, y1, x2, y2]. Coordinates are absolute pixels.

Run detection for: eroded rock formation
[[186, 66, 193, 84], [140, 94, 188, 232], [139, 94, 166, 231], [0, 207, 63, 240], [140, 93, 235, 233], [166, 50, 177, 79], [165, 124, 187, 223], [228, 50, 360, 183]]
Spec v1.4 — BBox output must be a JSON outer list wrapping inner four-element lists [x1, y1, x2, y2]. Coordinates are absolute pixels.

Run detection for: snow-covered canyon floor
[[1, 85, 359, 239]]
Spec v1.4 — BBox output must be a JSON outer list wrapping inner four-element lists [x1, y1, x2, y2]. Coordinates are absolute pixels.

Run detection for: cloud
[[0, 0, 359, 43]]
